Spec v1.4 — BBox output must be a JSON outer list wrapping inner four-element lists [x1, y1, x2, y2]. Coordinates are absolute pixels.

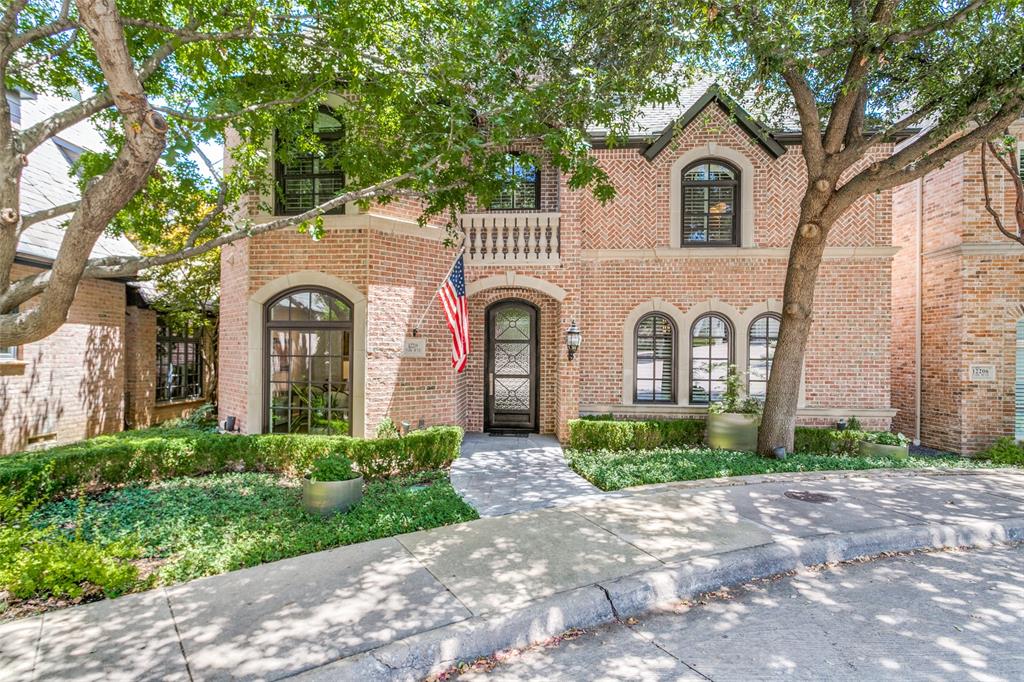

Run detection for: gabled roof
[[642, 85, 786, 161], [15, 92, 139, 266]]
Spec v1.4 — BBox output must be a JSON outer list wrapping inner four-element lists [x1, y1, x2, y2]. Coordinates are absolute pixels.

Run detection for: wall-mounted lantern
[[565, 320, 582, 361]]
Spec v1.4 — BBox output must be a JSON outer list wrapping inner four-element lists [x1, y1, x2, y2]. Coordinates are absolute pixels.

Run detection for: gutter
[[915, 177, 923, 445]]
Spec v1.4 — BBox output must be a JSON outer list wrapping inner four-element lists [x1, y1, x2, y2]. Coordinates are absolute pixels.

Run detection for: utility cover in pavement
[[784, 490, 838, 503]]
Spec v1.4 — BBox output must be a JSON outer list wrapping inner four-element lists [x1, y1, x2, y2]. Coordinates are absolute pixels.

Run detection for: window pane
[[683, 163, 710, 181], [690, 314, 732, 404], [635, 313, 674, 402], [748, 315, 780, 401], [707, 163, 735, 181]]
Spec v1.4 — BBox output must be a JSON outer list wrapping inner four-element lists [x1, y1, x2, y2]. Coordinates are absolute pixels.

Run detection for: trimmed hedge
[[0, 426, 463, 499], [568, 418, 704, 450]]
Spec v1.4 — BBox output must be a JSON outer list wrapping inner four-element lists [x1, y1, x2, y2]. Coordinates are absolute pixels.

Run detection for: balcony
[[461, 213, 560, 265]]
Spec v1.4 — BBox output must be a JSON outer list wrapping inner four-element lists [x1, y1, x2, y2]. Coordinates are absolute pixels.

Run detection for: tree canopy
[[664, 0, 1024, 453], [0, 0, 682, 345]]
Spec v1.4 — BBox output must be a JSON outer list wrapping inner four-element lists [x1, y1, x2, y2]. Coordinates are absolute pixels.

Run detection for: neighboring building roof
[[642, 85, 787, 160], [14, 91, 140, 265]]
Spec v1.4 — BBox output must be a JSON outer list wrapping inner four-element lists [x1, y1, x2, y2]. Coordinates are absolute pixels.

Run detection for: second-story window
[[275, 108, 346, 215], [491, 154, 540, 210], [682, 159, 739, 246]]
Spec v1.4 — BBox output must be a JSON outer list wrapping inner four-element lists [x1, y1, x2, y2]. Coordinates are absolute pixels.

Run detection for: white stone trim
[[621, 299, 687, 405], [581, 246, 901, 260], [246, 271, 368, 437], [668, 143, 756, 249], [581, 403, 896, 420], [466, 271, 568, 302]]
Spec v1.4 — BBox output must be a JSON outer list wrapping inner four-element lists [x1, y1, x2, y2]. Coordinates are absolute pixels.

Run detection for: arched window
[[275, 107, 346, 215], [681, 160, 739, 246], [265, 287, 353, 435], [748, 314, 781, 400], [690, 313, 733, 404], [635, 313, 676, 403]]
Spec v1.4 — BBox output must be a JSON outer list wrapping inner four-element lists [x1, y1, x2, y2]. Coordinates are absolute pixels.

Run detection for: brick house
[[218, 85, 901, 441], [0, 91, 211, 455], [891, 121, 1024, 455]]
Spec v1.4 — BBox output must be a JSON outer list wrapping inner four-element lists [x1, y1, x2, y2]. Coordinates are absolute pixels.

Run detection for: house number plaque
[[968, 364, 996, 382], [402, 337, 427, 358]]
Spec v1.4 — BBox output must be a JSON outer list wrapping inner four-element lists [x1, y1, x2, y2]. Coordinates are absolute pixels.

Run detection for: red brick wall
[[580, 105, 892, 250], [891, 124, 1024, 454], [219, 108, 897, 441], [124, 305, 156, 428], [0, 265, 126, 454]]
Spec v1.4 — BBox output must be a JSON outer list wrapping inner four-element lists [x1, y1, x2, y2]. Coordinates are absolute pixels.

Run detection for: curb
[[290, 516, 1024, 681]]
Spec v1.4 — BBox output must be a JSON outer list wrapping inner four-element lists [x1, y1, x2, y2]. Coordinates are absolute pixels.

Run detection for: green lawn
[[567, 447, 1005, 491], [30, 470, 478, 586]]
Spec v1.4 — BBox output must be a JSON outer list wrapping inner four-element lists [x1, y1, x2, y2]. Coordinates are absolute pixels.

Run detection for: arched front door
[[485, 300, 539, 432]]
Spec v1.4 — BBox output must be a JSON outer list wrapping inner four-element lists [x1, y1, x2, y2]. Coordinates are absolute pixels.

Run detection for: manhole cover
[[784, 490, 837, 504]]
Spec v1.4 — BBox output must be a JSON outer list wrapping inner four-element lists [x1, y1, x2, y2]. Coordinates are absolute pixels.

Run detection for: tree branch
[[782, 67, 825, 173], [0, 0, 168, 347], [19, 200, 80, 231], [831, 96, 1024, 216], [0, 160, 441, 314], [981, 139, 1024, 245]]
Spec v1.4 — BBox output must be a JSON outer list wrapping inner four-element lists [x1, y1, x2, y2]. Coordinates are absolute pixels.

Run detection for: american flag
[[438, 254, 470, 372]]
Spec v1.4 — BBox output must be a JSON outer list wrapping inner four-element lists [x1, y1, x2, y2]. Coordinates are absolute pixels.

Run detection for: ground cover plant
[[29, 470, 476, 588], [568, 447, 1005, 492], [0, 425, 472, 620]]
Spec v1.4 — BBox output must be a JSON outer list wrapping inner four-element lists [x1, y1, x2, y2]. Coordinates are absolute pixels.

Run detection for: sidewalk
[[3, 468, 1023, 681]]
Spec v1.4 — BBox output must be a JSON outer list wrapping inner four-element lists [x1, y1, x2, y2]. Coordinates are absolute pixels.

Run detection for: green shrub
[[793, 427, 836, 454], [980, 437, 1024, 465], [568, 418, 705, 450], [375, 417, 401, 439], [308, 454, 359, 482], [0, 426, 464, 500], [863, 431, 910, 447], [0, 488, 142, 600]]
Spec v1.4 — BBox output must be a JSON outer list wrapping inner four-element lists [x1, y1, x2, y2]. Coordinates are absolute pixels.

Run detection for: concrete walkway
[[2, 468, 1023, 681], [450, 433, 601, 516]]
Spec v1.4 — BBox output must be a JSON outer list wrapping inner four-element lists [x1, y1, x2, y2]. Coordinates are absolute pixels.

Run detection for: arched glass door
[[264, 287, 353, 435], [486, 301, 539, 432]]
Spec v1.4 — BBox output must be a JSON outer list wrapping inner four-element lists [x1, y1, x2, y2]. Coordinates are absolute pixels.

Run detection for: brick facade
[[219, 95, 898, 442], [891, 122, 1024, 454]]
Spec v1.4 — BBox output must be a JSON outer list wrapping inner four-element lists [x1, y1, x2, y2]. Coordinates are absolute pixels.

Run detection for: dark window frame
[[747, 313, 781, 400], [274, 106, 346, 216], [0, 305, 19, 360], [156, 317, 204, 404], [263, 286, 354, 436], [633, 312, 677, 404], [489, 152, 542, 211], [689, 313, 734, 405], [681, 158, 740, 246]]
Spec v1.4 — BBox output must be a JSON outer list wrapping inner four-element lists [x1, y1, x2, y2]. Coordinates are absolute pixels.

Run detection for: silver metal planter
[[858, 441, 909, 460], [706, 412, 761, 452], [302, 476, 364, 516]]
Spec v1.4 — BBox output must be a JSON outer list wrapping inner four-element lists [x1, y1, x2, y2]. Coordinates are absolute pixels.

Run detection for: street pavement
[[460, 543, 1024, 681]]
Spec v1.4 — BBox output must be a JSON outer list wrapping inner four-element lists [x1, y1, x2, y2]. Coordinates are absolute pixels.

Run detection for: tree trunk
[[757, 195, 834, 455]]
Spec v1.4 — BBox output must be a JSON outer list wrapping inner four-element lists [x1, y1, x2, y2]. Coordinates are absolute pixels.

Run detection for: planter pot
[[858, 441, 909, 460], [706, 412, 761, 452], [302, 476, 364, 516]]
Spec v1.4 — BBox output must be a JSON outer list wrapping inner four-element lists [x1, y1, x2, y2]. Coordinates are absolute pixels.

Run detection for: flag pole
[[412, 243, 466, 337]]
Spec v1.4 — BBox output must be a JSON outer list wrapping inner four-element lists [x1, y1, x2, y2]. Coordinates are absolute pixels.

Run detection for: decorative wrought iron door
[[486, 301, 539, 431]]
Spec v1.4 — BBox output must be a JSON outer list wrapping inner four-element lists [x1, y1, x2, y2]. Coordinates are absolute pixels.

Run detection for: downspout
[[914, 177, 924, 445]]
